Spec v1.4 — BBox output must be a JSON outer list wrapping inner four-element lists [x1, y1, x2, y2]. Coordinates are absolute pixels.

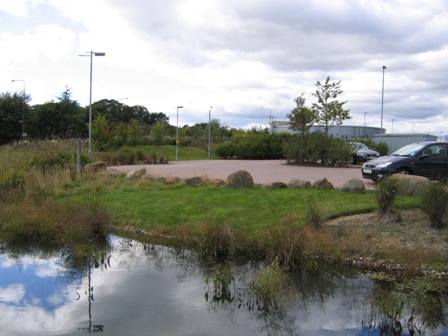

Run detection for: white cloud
[[0, 283, 25, 304]]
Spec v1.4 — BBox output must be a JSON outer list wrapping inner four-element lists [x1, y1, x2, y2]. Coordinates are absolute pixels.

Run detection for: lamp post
[[261, 107, 272, 125], [364, 112, 368, 127], [79, 51, 106, 157], [392, 119, 395, 134], [380, 65, 387, 143], [176, 106, 183, 160], [412, 124, 415, 134], [11, 79, 26, 139], [208, 106, 212, 159]]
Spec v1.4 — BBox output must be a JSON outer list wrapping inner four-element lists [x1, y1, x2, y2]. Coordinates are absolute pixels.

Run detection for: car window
[[392, 143, 426, 156], [424, 144, 447, 158]]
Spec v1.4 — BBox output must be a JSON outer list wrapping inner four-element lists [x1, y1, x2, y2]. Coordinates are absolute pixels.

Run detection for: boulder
[[106, 168, 124, 178], [126, 168, 146, 179], [208, 178, 226, 187], [339, 178, 366, 193], [84, 161, 107, 174], [392, 174, 430, 196], [287, 178, 312, 189], [162, 176, 181, 185], [313, 178, 334, 189], [262, 182, 288, 190], [184, 176, 203, 186], [226, 170, 255, 189]]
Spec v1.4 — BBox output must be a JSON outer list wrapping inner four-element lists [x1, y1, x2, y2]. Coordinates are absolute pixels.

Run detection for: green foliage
[[199, 221, 236, 261], [283, 132, 351, 166], [421, 181, 448, 228], [151, 121, 165, 146], [215, 132, 288, 159], [377, 176, 402, 222], [253, 259, 291, 302], [375, 142, 389, 156], [287, 93, 317, 135], [312, 76, 350, 137], [0, 91, 30, 144]]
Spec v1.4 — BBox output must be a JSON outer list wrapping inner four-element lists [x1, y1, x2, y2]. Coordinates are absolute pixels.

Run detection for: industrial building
[[270, 120, 438, 154]]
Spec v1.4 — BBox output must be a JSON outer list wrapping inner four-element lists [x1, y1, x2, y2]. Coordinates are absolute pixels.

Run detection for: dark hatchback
[[361, 141, 448, 181]]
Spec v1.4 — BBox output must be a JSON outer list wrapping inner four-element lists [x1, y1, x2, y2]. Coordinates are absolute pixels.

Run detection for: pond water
[[1, 236, 448, 336]]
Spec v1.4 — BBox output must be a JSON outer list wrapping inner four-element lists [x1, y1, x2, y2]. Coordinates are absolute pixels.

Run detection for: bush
[[377, 176, 401, 222], [421, 181, 448, 228]]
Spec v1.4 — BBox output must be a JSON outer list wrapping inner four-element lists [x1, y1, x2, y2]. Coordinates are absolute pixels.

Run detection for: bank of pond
[[1, 234, 448, 336]]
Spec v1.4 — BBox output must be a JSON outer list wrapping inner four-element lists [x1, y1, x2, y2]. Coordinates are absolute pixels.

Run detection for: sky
[[1, 0, 448, 134]]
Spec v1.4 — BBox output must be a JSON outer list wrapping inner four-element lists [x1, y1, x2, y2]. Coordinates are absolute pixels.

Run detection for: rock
[[184, 176, 203, 186], [84, 161, 107, 174], [262, 182, 288, 190], [392, 174, 430, 196], [226, 170, 254, 189], [126, 168, 146, 179], [339, 178, 366, 192], [312, 178, 334, 189], [208, 178, 225, 187], [163, 176, 181, 185], [287, 178, 312, 189], [106, 168, 124, 178]]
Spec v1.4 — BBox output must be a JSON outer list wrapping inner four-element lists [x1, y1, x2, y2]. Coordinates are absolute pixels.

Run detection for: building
[[270, 121, 383, 139]]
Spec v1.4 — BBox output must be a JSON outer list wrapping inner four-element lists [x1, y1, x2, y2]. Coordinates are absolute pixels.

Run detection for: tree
[[312, 76, 350, 138], [0, 92, 29, 144], [31, 88, 86, 139], [287, 93, 317, 136], [151, 121, 165, 146]]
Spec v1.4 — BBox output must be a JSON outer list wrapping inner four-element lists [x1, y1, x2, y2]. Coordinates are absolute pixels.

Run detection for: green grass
[[119, 145, 218, 161], [63, 184, 421, 233]]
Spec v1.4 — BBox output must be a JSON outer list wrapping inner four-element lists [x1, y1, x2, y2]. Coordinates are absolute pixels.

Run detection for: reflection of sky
[[1, 238, 447, 336]]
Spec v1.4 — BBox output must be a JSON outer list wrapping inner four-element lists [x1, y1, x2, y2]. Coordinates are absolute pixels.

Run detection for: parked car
[[350, 142, 380, 164], [361, 141, 448, 181]]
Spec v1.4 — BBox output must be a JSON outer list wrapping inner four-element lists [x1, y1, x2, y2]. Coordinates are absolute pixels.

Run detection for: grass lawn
[[63, 183, 421, 234]]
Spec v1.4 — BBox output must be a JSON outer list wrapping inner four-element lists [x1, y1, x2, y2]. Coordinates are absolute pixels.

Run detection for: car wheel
[[396, 168, 412, 175]]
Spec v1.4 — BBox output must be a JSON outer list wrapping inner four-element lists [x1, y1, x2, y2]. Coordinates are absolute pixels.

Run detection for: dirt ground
[[315, 209, 448, 273]]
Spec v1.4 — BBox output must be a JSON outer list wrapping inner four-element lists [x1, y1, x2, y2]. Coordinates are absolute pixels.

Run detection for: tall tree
[[312, 76, 350, 138], [0, 92, 31, 144]]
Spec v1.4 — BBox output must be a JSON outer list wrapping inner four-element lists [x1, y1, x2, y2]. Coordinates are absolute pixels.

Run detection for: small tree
[[287, 93, 317, 136], [151, 121, 165, 146], [377, 176, 401, 223], [312, 76, 350, 138]]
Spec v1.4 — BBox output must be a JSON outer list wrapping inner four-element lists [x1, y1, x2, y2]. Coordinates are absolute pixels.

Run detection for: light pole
[[261, 107, 272, 126], [176, 106, 183, 160], [11, 79, 26, 139], [391, 119, 395, 134], [79, 51, 106, 157], [412, 124, 415, 134], [364, 112, 368, 127], [208, 106, 212, 159], [380, 65, 387, 143]]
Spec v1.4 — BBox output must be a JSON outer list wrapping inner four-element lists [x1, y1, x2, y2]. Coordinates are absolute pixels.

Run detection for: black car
[[361, 141, 448, 181], [350, 142, 380, 164]]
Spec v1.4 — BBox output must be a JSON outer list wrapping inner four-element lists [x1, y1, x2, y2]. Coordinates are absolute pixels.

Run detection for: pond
[[1, 236, 448, 336]]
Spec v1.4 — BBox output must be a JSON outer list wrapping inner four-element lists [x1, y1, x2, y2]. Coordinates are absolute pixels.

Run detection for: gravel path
[[110, 159, 376, 190]]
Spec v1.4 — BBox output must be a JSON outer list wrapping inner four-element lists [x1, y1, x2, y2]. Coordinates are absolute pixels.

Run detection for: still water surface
[[1, 236, 448, 336]]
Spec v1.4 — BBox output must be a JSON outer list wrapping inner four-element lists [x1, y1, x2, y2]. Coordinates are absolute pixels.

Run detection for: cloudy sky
[[1, 0, 447, 134]]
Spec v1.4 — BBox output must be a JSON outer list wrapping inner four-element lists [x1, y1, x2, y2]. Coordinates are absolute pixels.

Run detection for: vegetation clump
[[377, 176, 402, 223], [421, 181, 448, 229]]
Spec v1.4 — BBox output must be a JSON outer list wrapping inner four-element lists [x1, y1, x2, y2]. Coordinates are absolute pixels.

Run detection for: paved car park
[[112, 159, 377, 190]]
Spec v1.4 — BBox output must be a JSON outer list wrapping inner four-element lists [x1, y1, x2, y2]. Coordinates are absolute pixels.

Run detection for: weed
[[198, 221, 237, 261], [377, 176, 402, 223], [306, 197, 324, 229], [421, 181, 448, 229]]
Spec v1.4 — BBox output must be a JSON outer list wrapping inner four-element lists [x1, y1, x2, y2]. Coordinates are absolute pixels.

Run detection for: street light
[[380, 65, 387, 143], [412, 124, 415, 134], [364, 112, 368, 127], [392, 119, 395, 134], [208, 106, 212, 159], [79, 51, 106, 157], [261, 107, 272, 126], [11, 79, 26, 139], [176, 106, 183, 161]]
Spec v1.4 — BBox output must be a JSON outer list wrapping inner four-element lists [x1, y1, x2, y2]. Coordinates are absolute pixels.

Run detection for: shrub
[[198, 222, 236, 261], [306, 198, 323, 229], [377, 176, 401, 222], [421, 181, 448, 228]]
